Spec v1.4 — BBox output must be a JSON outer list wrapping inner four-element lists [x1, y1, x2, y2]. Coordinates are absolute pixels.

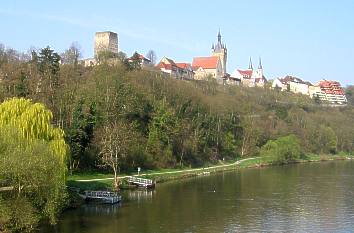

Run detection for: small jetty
[[127, 176, 155, 188], [83, 191, 122, 204]]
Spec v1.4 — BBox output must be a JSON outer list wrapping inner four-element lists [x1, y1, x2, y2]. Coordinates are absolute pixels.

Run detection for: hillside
[[1, 51, 354, 172]]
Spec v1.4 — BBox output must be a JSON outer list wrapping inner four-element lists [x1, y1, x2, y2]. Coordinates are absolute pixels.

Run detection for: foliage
[[260, 135, 302, 164], [67, 100, 96, 170], [124, 52, 142, 71], [345, 86, 354, 106], [0, 98, 68, 232], [1, 44, 354, 174]]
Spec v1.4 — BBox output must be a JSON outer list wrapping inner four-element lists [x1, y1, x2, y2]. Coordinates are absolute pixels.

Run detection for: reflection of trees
[[51, 162, 354, 232], [82, 203, 122, 216], [127, 190, 155, 202]]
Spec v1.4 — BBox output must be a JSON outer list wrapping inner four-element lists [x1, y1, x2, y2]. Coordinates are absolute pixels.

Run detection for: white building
[[156, 57, 194, 80], [231, 58, 267, 87], [272, 76, 311, 95], [309, 80, 347, 105]]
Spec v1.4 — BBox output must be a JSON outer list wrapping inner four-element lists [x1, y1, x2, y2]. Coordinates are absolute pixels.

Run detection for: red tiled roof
[[164, 57, 177, 67], [237, 69, 253, 77], [317, 80, 345, 96], [156, 57, 179, 71], [175, 63, 191, 69], [192, 57, 219, 69], [156, 62, 172, 70]]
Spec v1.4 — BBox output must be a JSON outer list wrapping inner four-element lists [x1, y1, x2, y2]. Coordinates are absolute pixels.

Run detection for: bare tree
[[146, 50, 157, 65], [61, 42, 81, 65], [98, 121, 134, 190]]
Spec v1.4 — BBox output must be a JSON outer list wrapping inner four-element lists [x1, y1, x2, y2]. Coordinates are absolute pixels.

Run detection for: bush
[[260, 135, 302, 164]]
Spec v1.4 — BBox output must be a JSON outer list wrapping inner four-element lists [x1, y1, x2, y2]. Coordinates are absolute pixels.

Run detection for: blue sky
[[1, 0, 353, 85]]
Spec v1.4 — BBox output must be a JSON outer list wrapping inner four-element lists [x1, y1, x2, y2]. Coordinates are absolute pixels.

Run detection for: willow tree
[[0, 97, 68, 232]]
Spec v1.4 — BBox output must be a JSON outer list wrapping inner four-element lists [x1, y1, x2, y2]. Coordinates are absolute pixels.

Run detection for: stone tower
[[94, 31, 119, 58], [211, 30, 227, 76]]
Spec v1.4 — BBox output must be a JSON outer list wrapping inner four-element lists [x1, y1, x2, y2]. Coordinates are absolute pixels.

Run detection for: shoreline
[[67, 154, 353, 191]]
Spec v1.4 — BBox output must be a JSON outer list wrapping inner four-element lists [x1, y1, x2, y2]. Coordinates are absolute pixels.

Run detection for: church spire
[[218, 29, 221, 43], [258, 57, 263, 69], [249, 57, 253, 70]]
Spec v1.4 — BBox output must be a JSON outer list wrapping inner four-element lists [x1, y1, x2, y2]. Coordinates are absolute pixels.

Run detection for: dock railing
[[127, 176, 153, 186]]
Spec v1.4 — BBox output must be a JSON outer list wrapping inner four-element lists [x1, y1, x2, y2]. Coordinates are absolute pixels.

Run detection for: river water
[[42, 161, 354, 233]]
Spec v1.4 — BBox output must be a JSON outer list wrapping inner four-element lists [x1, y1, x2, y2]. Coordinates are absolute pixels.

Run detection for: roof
[[237, 69, 253, 77], [192, 57, 219, 69], [280, 76, 306, 85], [163, 57, 177, 67], [175, 63, 191, 69], [156, 57, 178, 71]]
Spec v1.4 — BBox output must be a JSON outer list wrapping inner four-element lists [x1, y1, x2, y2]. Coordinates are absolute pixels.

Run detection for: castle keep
[[94, 31, 119, 57]]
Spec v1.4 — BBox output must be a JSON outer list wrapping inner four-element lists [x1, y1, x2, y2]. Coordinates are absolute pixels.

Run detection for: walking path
[[75, 157, 259, 182]]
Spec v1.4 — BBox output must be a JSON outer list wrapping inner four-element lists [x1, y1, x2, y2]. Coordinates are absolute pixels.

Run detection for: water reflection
[[42, 161, 354, 233], [125, 189, 155, 202], [81, 202, 122, 215]]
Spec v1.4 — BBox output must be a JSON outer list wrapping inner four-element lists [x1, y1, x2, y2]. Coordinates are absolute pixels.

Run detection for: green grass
[[67, 158, 240, 181], [65, 155, 354, 191], [67, 180, 113, 191], [68, 171, 115, 181]]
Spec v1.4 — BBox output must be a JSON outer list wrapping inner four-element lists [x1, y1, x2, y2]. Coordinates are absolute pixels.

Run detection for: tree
[[61, 42, 81, 65], [0, 98, 68, 231], [222, 132, 237, 158], [260, 135, 302, 164], [146, 101, 177, 167], [14, 71, 29, 97], [124, 52, 142, 71], [146, 50, 157, 65], [31, 46, 61, 106], [98, 121, 135, 190], [345, 86, 354, 106], [96, 50, 118, 64], [317, 125, 338, 154], [67, 100, 96, 171], [240, 115, 261, 157]]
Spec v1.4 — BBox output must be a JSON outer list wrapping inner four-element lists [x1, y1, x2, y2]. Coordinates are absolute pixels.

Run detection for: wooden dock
[[83, 191, 122, 204], [127, 176, 155, 188]]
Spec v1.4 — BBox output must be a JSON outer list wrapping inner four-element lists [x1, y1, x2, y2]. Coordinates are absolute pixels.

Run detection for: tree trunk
[[113, 167, 119, 191]]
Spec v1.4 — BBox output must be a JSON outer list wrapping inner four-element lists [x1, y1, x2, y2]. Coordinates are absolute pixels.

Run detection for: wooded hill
[[1, 46, 354, 172]]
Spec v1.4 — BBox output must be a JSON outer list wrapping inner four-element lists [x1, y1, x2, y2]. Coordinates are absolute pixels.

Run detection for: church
[[231, 57, 267, 87], [192, 30, 228, 80]]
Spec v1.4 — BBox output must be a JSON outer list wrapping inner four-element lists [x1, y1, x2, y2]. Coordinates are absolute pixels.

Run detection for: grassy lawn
[[66, 154, 353, 191], [68, 158, 240, 181], [68, 171, 115, 181], [67, 179, 113, 191]]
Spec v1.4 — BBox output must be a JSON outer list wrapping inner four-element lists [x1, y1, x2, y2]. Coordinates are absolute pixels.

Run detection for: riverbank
[[67, 153, 353, 191]]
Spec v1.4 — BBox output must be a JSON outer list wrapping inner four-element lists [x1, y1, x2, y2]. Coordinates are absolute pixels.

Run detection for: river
[[41, 160, 354, 233]]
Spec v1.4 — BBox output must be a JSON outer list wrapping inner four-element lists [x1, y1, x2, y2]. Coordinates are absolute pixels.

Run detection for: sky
[[1, 0, 353, 85]]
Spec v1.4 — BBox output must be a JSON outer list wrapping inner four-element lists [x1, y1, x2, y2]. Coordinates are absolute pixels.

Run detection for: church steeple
[[258, 57, 263, 69], [249, 57, 253, 70], [212, 29, 227, 76], [218, 29, 221, 43]]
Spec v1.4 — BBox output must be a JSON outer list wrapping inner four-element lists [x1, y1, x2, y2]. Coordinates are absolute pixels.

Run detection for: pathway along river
[[42, 160, 354, 233]]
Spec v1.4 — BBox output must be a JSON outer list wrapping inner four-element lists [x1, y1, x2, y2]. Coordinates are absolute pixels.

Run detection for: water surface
[[42, 161, 354, 233]]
